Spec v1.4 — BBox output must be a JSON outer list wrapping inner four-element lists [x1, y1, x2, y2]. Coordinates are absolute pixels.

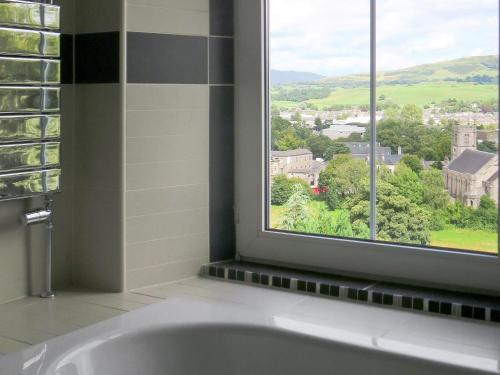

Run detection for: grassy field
[[272, 82, 499, 109], [430, 228, 498, 254], [270, 203, 498, 254]]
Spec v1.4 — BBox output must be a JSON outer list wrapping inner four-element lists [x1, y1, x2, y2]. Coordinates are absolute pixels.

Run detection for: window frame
[[234, 0, 500, 295]]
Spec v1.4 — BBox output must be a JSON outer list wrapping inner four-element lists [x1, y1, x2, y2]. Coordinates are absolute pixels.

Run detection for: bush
[[271, 175, 312, 205]]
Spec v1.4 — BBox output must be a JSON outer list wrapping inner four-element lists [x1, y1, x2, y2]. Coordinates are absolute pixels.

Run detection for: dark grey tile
[[282, 277, 291, 289], [210, 86, 235, 262], [307, 281, 316, 294], [330, 285, 340, 297], [429, 300, 440, 313], [209, 37, 234, 84], [216, 267, 225, 278], [61, 34, 73, 84], [358, 290, 368, 302], [491, 309, 500, 323], [260, 274, 269, 286], [208, 266, 217, 277], [251, 272, 259, 284], [127, 32, 208, 84], [210, 0, 234, 36], [348, 288, 358, 300], [473, 307, 486, 321], [272, 276, 282, 288], [228, 268, 236, 280], [462, 305, 473, 318], [383, 294, 394, 306], [75, 32, 120, 84], [440, 302, 452, 315], [372, 292, 383, 304], [413, 298, 424, 311], [402, 296, 412, 309], [297, 280, 307, 292], [237, 270, 245, 282], [320, 284, 329, 296]]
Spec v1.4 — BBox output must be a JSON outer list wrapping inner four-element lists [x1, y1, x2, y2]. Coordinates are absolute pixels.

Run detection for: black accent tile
[[413, 298, 424, 311], [75, 32, 119, 84], [491, 309, 500, 323], [440, 302, 452, 316], [282, 278, 291, 289], [61, 34, 73, 84], [251, 272, 260, 284], [216, 267, 225, 278], [209, 37, 234, 84], [429, 300, 440, 313], [260, 274, 270, 286], [127, 32, 208, 84], [297, 280, 307, 292], [228, 268, 236, 280], [330, 285, 340, 297], [320, 284, 329, 296], [348, 288, 358, 300], [383, 294, 394, 306], [461, 305, 473, 318], [473, 307, 486, 321], [237, 270, 245, 282], [272, 276, 282, 288], [358, 290, 369, 302], [208, 266, 217, 277], [210, 0, 234, 36], [372, 292, 383, 304], [209, 86, 235, 262], [307, 282, 317, 294], [402, 296, 412, 309]]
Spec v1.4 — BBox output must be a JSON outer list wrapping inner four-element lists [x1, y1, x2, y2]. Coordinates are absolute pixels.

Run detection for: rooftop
[[447, 149, 497, 174], [271, 149, 312, 157]]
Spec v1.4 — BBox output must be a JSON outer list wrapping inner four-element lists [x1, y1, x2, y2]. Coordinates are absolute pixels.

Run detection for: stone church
[[443, 125, 498, 208]]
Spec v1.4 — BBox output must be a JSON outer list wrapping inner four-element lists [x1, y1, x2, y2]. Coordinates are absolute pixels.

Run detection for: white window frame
[[234, 0, 500, 295]]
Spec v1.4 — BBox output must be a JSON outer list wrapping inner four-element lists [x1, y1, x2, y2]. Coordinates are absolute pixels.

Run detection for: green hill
[[271, 55, 499, 109]]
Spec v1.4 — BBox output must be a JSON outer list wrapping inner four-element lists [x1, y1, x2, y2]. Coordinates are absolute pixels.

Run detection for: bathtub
[[0, 297, 498, 375]]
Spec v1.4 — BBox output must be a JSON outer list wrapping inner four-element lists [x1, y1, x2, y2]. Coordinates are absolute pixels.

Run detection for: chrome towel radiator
[[0, 0, 61, 298]]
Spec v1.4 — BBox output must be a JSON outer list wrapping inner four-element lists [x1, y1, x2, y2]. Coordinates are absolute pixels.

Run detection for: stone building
[[270, 149, 326, 187], [443, 125, 498, 208]]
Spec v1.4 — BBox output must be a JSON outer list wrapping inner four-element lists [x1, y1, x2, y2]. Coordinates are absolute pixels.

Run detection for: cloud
[[270, 0, 499, 76]]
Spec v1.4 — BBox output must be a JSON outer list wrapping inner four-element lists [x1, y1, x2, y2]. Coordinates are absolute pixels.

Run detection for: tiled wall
[[124, 0, 235, 289], [71, 0, 124, 292]]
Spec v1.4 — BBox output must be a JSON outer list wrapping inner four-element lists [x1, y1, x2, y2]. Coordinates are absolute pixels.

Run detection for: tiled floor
[[0, 286, 164, 355]]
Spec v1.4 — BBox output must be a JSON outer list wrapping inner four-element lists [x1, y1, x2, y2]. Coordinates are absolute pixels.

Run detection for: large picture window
[[267, 0, 499, 254]]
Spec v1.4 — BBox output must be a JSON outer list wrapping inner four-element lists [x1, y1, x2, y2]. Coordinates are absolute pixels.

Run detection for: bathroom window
[[235, 0, 500, 293]]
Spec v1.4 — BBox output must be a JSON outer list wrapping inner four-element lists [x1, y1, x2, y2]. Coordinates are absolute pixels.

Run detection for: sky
[[270, 0, 499, 77]]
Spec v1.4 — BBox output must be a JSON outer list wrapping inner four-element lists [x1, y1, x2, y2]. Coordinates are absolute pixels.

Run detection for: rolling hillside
[[271, 70, 324, 85], [272, 55, 499, 109]]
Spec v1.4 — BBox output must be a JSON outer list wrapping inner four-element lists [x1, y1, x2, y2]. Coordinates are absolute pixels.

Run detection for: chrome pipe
[[22, 195, 55, 298]]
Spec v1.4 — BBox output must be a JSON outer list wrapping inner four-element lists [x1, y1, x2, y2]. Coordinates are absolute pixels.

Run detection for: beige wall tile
[[126, 84, 209, 111], [127, 257, 208, 290], [126, 208, 209, 244], [127, 232, 208, 270], [127, 4, 208, 36], [126, 183, 208, 217], [126, 159, 209, 191], [127, 0, 209, 12], [126, 109, 208, 138]]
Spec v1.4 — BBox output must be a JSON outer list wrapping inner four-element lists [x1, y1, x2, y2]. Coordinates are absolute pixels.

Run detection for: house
[[443, 125, 498, 207], [270, 149, 327, 187], [323, 125, 367, 140], [344, 142, 403, 172]]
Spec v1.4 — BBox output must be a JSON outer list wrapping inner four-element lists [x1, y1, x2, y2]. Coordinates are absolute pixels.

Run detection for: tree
[[420, 168, 449, 209], [390, 163, 424, 204], [400, 104, 423, 126], [280, 185, 310, 231], [318, 155, 369, 200], [474, 195, 498, 231], [314, 117, 323, 132], [271, 175, 312, 205], [400, 155, 423, 175], [307, 135, 334, 159], [324, 143, 350, 160], [478, 140, 498, 153], [276, 130, 302, 151]]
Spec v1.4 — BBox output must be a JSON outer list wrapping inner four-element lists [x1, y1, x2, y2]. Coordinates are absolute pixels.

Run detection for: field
[[273, 82, 499, 109], [430, 228, 498, 254], [270, 203, 498, 254]]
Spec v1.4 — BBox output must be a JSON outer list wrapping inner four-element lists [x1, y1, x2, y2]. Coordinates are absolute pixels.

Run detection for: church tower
[[451, 125, 477, 161]]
